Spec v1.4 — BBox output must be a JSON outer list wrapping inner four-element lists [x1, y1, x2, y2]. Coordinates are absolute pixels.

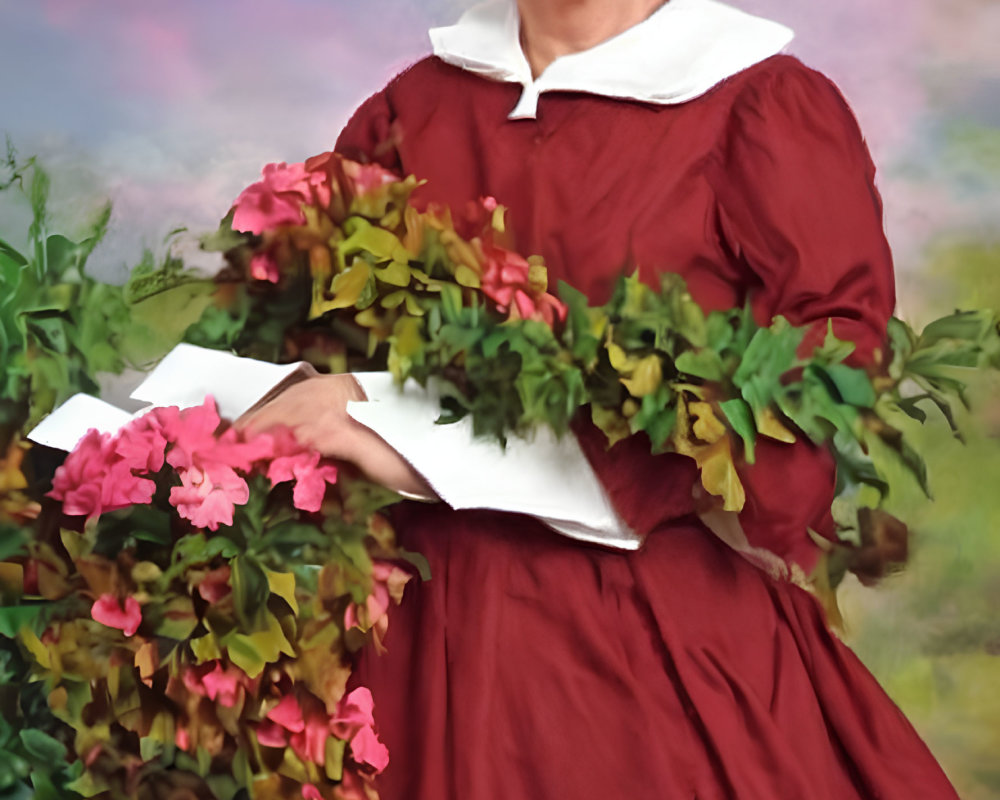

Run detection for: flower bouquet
[[7, 395, 413, 799]]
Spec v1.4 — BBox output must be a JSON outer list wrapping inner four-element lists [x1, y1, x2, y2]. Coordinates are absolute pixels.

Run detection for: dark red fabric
[[336, 55, 959, 798]]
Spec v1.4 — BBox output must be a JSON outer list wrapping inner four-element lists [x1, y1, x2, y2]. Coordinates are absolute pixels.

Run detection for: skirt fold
[[353, 505, 958, 799]]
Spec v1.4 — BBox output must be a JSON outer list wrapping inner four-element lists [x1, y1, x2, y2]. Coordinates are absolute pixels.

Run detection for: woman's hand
[[239, 374, 437, 500]]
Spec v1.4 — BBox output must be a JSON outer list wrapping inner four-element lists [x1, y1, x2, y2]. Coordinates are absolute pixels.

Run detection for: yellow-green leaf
[[591, 405, 632, 448], [327, 261, 373, 310], [756, 407, 797, 443], [404, 293, 425, 316], [689, 401, 727, 444], [375, 260, 411, 287], [695, 437, 746, 511], [380, 290, 408, 309], [224, 612, 295, 678], [606, 341, 633, 372], [621, 354, 663, 397], [266, 569, 298, 615], [325, 736, 347, 782], [190, 633, 222, 663], [394, 316, 422, 358], [453, 264, 481, 288]]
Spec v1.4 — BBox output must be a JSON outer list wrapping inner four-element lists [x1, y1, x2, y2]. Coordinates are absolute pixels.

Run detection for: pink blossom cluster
[[49, 397, 339, 533], [450, 195, 568, 327], [231, 152, 399, 284], [90, 594, 142, 637], [344, 561, 411, 653], [181, 659, 258, 708], [479, 237, 568, 327], [256, 688, 389, 774]]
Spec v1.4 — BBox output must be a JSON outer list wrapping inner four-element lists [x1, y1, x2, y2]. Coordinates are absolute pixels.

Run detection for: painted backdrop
[[1, 1, 998, 796]]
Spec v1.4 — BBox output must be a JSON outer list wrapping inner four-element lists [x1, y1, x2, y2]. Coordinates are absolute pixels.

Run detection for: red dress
[[336, 55, 959, 799]]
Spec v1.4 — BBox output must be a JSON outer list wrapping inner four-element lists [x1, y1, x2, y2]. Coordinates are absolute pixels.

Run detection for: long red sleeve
[[708, 62, 896, 571]]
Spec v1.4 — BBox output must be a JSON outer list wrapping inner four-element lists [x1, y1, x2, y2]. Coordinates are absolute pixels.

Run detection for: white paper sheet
[[129, 343, 307, 420], [349, 373, 640, 549], [26, 393, 134, 451]]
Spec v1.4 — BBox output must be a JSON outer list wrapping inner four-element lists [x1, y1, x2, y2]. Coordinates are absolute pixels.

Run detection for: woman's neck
[[517, 0, 667, 78]]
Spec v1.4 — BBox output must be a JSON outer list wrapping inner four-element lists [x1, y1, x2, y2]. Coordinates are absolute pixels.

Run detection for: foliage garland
[[211, 152, 1000, 553]]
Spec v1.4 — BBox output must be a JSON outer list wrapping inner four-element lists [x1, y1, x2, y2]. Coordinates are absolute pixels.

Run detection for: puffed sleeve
[[334, 88, 402, 172], [707, 59, 895, 572]]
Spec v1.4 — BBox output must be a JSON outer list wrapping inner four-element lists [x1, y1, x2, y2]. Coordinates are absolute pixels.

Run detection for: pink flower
[[49, 430, 114, 516], [302, 786, 323, 800], [267, 694, 306, 733], [329, 687, 375, 739], [153, 399, 271, 474], [103, 460, 157, 507], [349, 725, 390, 773], [182, 660, 249, 707], [154, 399, 220, 472], [479, 242, 567, 327], [232, 161, 324, 235], [341, 159, 398, 196], [175, 727, 190, 751], [330, 688, 389, 774], [91, 594, 142, 637], [257, 695, 331, 765], [267, 448, 338, 512], [250, 252, 281, 283], [50, 430, 155, 521], [114, 413, 168, 473], [196, 565, 232, 603], [344, 563, 411, 651], [169, 464, 249, 530]]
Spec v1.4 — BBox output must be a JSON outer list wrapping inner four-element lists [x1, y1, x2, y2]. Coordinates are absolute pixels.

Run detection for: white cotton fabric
[[429, 0, 794, 119]]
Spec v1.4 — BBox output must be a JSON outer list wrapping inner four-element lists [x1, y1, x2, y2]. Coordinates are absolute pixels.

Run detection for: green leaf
[[0, 606, 44, 637], [122, 281, 216, 366], [720, 398, 756, 463], [629, 386, 677, 451], [231, 555, 269, 632], [675, 349, 725, 382], [821, 363, 877, 407], [152, 595, 198, 641], [44, 235, 83, 279], [18, 729, 67, 765], [894, 396, 928, 424], [223, 612, 294, 678], [0, 237, 27, 267], [705, 311, 735, 352], [812, 319, 856, 363], [200, 209, 249, 252], [338, 217, 409, 264], [832, 432, 888, 497], [0, 525, 28, 561]]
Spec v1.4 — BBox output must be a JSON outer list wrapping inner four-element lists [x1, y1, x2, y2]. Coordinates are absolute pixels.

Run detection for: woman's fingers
[[237, 374, 436, 499], [238, 374, 366, 458]]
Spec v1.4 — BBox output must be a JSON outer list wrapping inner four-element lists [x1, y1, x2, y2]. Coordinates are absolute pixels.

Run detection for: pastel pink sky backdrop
[[1, 0, 998, 312]]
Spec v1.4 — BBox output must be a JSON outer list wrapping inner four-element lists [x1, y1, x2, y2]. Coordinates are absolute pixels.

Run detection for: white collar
[[429, 0, 794, 119]]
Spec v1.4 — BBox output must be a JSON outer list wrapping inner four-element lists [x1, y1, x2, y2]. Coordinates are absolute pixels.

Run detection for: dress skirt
[[352, 503, 959, 800]]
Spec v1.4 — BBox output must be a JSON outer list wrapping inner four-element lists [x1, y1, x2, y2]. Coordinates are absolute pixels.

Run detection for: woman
[[247, 0, 960, 796]]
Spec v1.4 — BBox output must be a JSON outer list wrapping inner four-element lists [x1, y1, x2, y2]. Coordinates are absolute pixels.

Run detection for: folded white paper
[[349, 373, 640, 549], [27, 393, 135, 451], [129, 343, 312, 421]]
